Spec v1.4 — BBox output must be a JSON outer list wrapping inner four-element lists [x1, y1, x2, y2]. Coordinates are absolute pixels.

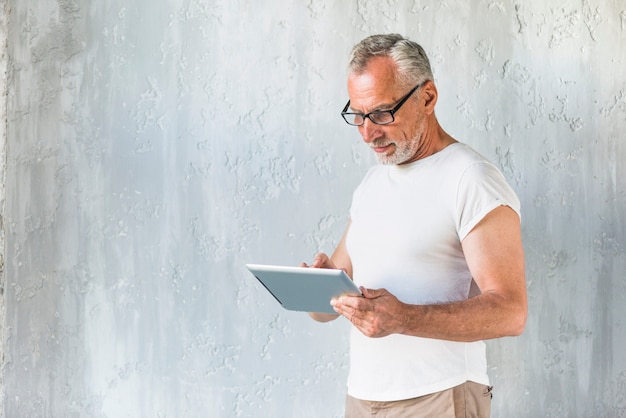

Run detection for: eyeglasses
[[341, 81, 426, 126]]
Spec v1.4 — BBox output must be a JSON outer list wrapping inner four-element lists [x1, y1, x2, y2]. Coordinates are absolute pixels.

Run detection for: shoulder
[[438, 143, 507, 182], [440, 143, 490, 166]]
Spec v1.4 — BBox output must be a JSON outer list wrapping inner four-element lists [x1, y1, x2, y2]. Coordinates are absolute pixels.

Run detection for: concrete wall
[[2, 0, 625, 417]]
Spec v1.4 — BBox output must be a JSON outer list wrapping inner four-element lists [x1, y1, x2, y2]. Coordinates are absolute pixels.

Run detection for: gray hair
[[348, 34, 434, 88]]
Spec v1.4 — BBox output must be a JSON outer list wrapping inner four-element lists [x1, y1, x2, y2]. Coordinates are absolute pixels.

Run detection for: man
[[302, 34, 527, 417]]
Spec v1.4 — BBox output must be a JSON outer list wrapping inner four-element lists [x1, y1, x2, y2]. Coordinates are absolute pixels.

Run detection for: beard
[[371, 127, 423, 165]]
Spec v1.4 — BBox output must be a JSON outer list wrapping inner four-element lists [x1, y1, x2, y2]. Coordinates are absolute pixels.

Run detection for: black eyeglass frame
[[340, 80, 427, 126]]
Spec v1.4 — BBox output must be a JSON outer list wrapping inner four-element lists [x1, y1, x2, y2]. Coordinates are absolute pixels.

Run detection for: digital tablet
[[245, 264, 362, 314]]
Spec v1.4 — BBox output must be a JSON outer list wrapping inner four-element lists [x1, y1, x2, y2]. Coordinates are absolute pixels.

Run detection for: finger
[[341, 306, 360, 325], [301, 253, 329, 269], [347, 309, 373, 335], [313, 252, 328, 267], [334, 295, 371, 314], [330, 298, 342, 313], [330, 298, 352, 317], [311, 253, 335, 269]]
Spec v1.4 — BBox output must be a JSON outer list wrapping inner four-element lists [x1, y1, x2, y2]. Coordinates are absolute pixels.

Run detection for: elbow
[[509, 319, 526, 337], [484, 290, 528, 338], [508, 304, 528, 337]]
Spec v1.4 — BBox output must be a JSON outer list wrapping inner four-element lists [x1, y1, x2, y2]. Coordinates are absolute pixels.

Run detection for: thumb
[[360, 287, 386, 299]]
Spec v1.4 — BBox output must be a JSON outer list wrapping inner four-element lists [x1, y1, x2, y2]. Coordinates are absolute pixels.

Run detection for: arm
[[302, 222, 353, 323], [331, 206, 527, 341]]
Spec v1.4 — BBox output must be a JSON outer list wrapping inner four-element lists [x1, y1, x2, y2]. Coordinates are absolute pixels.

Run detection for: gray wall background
[[1, 0, 625, 417]]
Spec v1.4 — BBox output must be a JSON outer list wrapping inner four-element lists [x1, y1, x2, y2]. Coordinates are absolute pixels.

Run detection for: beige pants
[[345, 381, 492, 418]]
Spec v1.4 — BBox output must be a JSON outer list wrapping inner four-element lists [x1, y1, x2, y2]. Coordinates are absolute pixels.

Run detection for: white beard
[[371, 126, 424, 165]]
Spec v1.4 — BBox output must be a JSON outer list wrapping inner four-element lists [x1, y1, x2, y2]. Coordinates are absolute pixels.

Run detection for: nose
[[359, 118, 383, 143]]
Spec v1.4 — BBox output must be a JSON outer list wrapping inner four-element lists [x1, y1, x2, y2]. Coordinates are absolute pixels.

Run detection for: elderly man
[[303, 34, 527, 417]]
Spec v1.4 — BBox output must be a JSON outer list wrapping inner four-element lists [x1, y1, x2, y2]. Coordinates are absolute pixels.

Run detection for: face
[[347, 56, 425, 165]]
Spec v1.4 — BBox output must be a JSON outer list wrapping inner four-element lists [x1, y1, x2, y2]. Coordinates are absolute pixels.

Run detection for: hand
[[331, 287, 409, 338], [300, 252, 340, 271]]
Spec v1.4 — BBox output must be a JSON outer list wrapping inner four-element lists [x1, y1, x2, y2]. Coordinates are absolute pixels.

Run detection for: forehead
[[347, 56, 403, 111]]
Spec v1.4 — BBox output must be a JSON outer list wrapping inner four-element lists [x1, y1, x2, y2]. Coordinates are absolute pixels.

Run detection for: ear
[[422, 80, 438, 115]]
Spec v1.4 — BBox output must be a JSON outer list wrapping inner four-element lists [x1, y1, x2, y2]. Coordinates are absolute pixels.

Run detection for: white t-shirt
[[345, 142, 521, 402]]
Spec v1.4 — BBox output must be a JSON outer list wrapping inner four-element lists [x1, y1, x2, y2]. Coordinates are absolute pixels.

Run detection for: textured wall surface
[[2, 0, 625, 417]]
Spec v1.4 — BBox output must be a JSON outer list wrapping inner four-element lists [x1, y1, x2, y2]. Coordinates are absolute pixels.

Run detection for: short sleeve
[[455, 161, 521, 241]]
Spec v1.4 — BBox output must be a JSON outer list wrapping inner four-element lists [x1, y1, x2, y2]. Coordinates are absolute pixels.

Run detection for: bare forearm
[[399, 292, 527, 342], [308, 312, 339, 322]]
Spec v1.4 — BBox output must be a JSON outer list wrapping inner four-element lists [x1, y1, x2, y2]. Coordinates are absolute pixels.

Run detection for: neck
[[399, 117, 457, 165]]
